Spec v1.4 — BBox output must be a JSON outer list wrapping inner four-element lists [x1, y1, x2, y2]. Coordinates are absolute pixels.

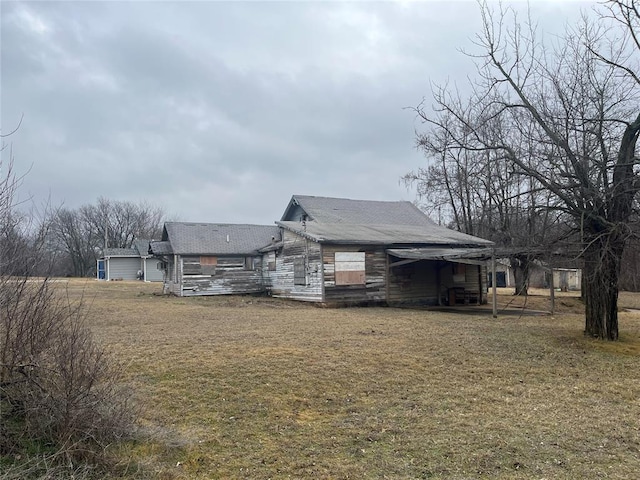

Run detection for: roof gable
[[132, 239, 151, 257], [161, 222, 281, 255]]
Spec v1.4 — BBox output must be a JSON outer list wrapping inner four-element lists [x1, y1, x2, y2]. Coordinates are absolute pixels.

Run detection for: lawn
[[67, 280, 640, 479]]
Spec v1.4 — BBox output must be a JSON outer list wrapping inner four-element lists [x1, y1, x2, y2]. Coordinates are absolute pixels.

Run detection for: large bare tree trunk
[[583, 231, 623, 340], [510, 255, 530, 296], [584, 115, 640, 339]]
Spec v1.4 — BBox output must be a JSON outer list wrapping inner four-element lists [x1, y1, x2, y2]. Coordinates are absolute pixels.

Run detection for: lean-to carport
[[387, 247, 498, 315]]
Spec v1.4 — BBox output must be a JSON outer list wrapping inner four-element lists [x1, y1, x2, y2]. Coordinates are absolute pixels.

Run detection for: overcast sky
[[2, 1, 593, 225]]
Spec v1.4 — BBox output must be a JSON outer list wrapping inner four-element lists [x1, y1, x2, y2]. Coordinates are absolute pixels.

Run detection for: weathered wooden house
[[150, 223, 281, 296], [264, 195, 494, 305], [97, 239, 163, 282], [150, 196, 494, 304]]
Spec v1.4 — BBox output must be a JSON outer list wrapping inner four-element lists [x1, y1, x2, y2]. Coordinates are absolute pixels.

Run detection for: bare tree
[[405, 105, 569, 296], [81, 196, 165, 249], [50, 208, 98, 277], [50, 197, 167, 277], [414, 1, 640, 339], [1, 137, 136, 475]]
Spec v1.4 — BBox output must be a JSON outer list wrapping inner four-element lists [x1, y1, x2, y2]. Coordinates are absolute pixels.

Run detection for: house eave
[[168, 251, 263, 257]]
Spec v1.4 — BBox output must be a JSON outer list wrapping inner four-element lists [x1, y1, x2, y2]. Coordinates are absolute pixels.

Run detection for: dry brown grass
[[59, 279, 640, 479]]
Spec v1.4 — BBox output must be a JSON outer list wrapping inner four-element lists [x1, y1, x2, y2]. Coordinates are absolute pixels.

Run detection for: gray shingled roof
[[103, 247, 138, 257], [150, 240, 173, 256], [133, 239, 151, 257], [277, 195, 492, 247], [161, 222, 281, 255], [276, 221, 493, 246], [283, 195, 436, 225], [103, 239, 152, 258]]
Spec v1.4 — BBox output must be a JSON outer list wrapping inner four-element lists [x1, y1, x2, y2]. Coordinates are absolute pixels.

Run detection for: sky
[[1, 0, 594, 225]]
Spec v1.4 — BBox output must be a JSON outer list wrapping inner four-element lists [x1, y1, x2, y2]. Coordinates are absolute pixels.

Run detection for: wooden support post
[[436, 261, 442, 306], [492, 251, 497, 318], [477, 264, 482, 305], [549, 269, 555, 315]]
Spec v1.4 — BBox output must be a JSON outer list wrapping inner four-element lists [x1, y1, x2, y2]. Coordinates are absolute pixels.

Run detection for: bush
[[0, 279, 137, 475], [0, 139, 137, 477]]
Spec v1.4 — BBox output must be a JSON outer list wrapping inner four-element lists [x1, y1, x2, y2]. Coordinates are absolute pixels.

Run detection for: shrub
[[0, 276, 137, 472], [0, 136, 137, 477]]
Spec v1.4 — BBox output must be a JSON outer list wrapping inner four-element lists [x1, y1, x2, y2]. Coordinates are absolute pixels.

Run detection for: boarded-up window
[[201, 256, 217, 266], [294, 256, 306, 285], [335, 252, 365, 285], [453, 263, 466, 283], [244, 257, 257, 271], [200, 256, 217, 275], [267, 252, 276, 271]]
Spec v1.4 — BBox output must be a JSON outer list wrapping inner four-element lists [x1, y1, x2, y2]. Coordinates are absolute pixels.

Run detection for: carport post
[[491, 250, 497, 318], [549, 268, 555, 315]]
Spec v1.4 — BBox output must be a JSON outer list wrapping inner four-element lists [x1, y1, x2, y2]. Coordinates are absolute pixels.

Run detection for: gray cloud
[[1, 1, 595, 225]]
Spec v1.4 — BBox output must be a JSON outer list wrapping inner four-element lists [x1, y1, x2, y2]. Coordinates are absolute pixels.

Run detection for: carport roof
[[387, 247, 494, 265]]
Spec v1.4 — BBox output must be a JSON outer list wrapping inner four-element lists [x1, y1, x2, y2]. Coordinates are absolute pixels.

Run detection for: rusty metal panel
[[200, 256, 217, 266]]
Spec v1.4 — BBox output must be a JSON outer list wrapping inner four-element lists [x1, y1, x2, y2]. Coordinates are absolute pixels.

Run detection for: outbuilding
[[97, 239, 163, 282]]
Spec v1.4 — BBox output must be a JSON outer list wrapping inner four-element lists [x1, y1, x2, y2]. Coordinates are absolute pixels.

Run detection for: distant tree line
[[50, 197, 167, 277], [2, 196, 168, 278]]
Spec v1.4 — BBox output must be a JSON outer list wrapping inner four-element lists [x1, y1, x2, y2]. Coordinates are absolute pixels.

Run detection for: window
[[201, 256, 217, 266], [335, 252, 365, 285], [294, 256, 306, 285], [453, 263, 466, 283], [244, 257, 256, 271], [200, 256, 217, 275], [267, 252, 276, 271]]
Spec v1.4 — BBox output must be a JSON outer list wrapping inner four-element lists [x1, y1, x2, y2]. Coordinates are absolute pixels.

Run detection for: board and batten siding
[[179, 255, 265, 296], [322, 245, 387, 304], [269, 230, 323, 302]]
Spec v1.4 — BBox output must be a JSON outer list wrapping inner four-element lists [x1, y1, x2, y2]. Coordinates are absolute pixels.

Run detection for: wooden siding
[[162, 255, 182, 295], [388, 259, 440, 305], [388, 259, 487, 305], [268, 230, 323, 302], [179, 255, 265, 296], [323, 245, 387, 304]]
